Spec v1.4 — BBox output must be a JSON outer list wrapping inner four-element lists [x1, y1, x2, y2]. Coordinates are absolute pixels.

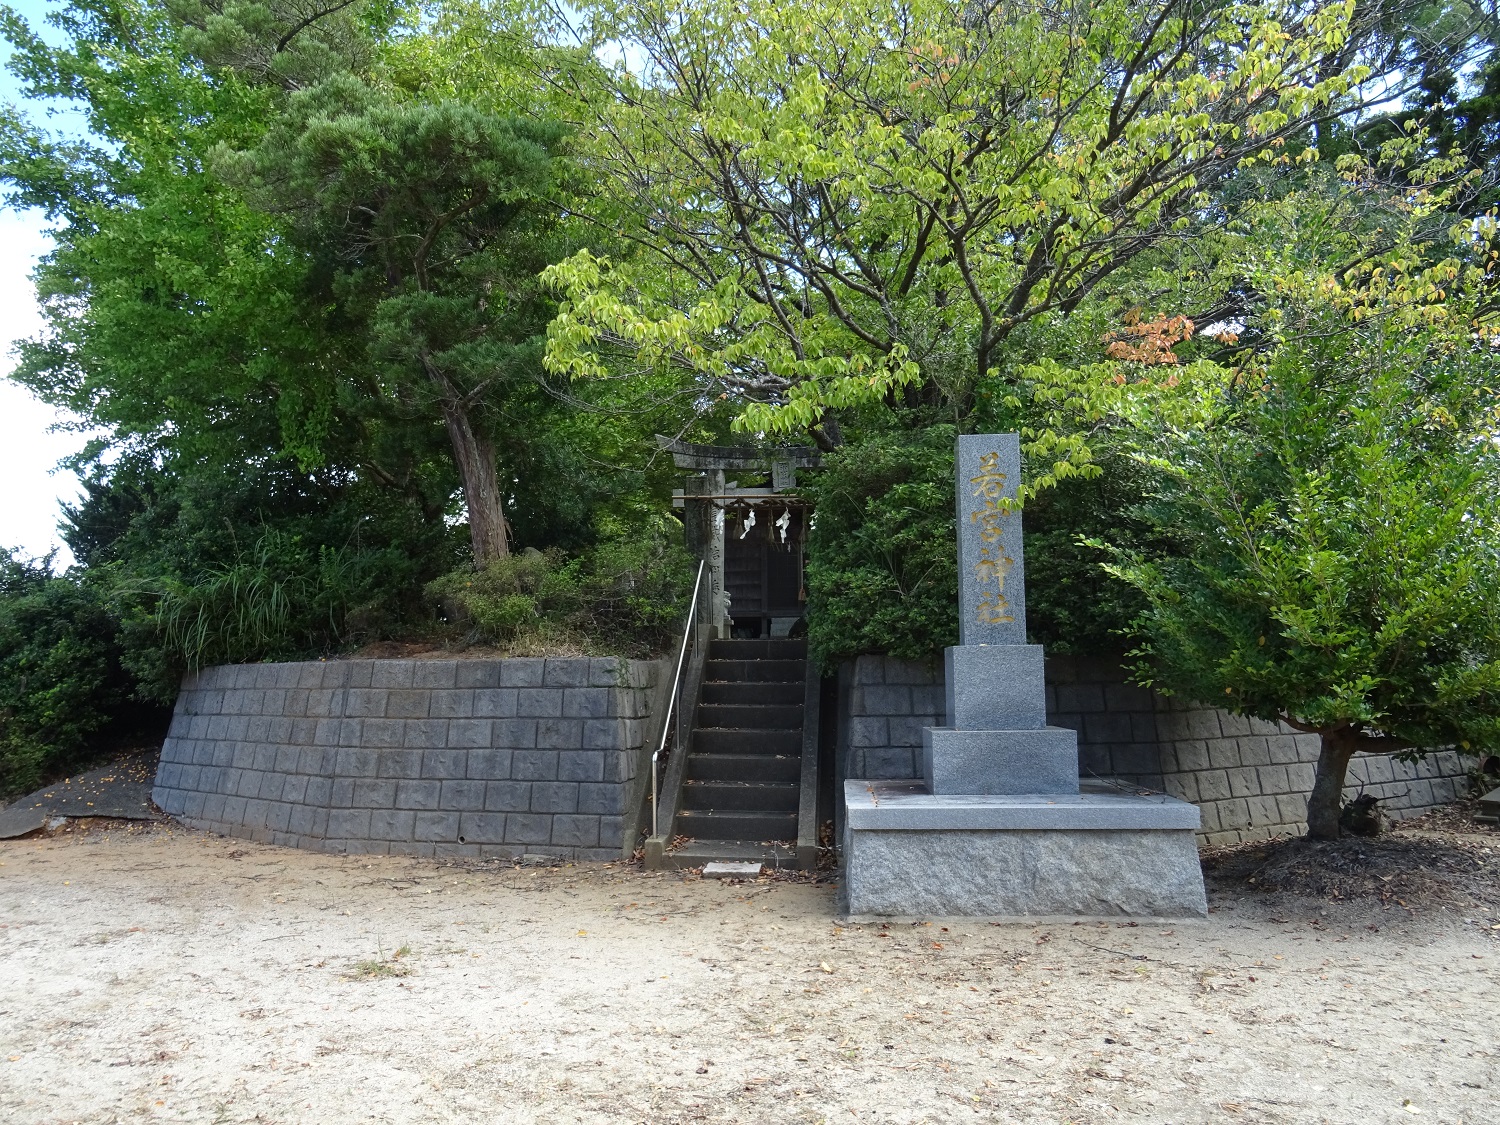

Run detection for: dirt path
[[1, 824, 1496, 1124]]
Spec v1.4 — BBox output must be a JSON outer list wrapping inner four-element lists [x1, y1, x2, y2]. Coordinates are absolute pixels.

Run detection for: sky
[[0, 0, 93, 568]]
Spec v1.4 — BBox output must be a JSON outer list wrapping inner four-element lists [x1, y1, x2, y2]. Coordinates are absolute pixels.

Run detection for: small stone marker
[[703, 861, 763, 879], [1477, 787, 1500, 824]]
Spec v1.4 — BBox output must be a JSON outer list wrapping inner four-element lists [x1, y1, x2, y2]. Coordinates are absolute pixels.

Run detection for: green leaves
[[423, 524, 693, 657], [1100, 312, 1500, 755], [0, 0, 340, 469], [801, 426, 958, 665], [0, 551, 135, 797], [542, 0, 1366, 438]]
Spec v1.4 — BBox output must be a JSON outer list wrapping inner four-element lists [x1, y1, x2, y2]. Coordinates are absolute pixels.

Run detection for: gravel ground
[[1, 816, 1497, 1125]]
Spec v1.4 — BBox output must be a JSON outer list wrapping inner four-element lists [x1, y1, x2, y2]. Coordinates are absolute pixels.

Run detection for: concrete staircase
[[670, 638, 808, 866]]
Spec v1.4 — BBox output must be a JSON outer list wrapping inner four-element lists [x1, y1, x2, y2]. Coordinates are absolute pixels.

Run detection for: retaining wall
[[152, 657, 658, 861], [837, 654, 1475, 846]]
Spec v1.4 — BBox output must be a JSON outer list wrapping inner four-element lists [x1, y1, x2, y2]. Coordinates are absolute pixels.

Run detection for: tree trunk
[[439, 399, 510, 565], [421, 350, 511, 565], [1305, 728, 1358, 840]]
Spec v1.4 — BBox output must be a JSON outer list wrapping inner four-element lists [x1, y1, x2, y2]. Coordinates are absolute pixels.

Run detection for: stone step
[[657, 839, 800, 870], [687, 753, 801, 783], [675, 808, 797, 842], [680, 780, 799, 812], [708, 638, 807, 660], [704, 659, 804, 683], [703, 860, 764, 879], [692, 729, 801, 756], [696, 703, 802, 730], [701, 681, 803, 706]]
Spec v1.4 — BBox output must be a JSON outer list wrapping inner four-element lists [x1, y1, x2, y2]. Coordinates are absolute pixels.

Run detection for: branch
[[275, 0, 363, 54]]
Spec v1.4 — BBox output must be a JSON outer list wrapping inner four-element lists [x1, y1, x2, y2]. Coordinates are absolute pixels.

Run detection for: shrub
[[0, 551, 140, 797], [802, 426, 959, 667], [1021, 456, 1155, 656], [119, 529, 426, 701], [426, 526, 693, 657]]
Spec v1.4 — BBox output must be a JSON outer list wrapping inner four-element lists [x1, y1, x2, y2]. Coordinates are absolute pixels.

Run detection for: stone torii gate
[[658, 435, 820, 638]]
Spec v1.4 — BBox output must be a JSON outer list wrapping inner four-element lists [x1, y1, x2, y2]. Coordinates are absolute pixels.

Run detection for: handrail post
[[652, 559, 708, 840]]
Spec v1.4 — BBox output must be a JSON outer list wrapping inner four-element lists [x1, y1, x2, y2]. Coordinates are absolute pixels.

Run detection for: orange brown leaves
[[1103, 311, 1196, 365]]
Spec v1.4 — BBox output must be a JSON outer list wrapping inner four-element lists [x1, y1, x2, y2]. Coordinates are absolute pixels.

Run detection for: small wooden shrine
[[658, 435, 820, 638]]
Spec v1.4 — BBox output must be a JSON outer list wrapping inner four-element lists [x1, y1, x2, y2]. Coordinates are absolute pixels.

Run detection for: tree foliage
[[1094, 302, 1500, 836], [224, 72, 572, 562], [543, 0, 1368, 458], [801, 425, 958, 666]]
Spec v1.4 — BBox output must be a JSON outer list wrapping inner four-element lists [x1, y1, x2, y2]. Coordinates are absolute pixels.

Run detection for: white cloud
[[0, 207, 91, 568]]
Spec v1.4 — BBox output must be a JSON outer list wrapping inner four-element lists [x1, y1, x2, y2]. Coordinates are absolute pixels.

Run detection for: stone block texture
[[838, 654, 1473, 846], [843, 826, 1207, 919], [920, 726, 1079, 795], [153, 657, 658, 861]]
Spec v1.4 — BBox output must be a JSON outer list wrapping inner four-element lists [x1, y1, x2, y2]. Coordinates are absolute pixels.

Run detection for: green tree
[[2, 0, 621, 574], [0, 0, 345, 469], [1355, 0, 1500, 213], [0, 550, 143, 797], [801, 425, 957, 666], [543, 0, 1368, 464], [222, 74, 571, 562], [0, 0, 474, 685], [1097, 309, 1500, 838]]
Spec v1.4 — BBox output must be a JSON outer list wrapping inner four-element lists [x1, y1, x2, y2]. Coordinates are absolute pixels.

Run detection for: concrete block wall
[[838, 654, 1476, 845], [152, 657, 658, 861], [837, 656, 947, 781]]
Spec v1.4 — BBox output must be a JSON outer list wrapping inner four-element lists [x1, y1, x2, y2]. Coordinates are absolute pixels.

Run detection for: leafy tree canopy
[[542, 0, 1370, 465], [1042, 147, 1500, 835]]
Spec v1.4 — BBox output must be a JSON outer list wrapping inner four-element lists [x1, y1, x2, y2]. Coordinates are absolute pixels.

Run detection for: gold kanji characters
[[975, 591, 1015, 624], [969, 451, 1008, 499], [973, 546, 1014, 590]]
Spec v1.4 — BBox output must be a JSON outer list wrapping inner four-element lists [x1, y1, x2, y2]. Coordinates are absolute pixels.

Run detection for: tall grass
[[157, 532, 361, 671]]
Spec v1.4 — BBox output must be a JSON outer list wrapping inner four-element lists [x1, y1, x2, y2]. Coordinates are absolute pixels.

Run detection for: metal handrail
[[652, 558, 708, 839]]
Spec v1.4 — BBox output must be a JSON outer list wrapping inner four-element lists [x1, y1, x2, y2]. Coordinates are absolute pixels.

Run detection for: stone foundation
[[842, 781, 1207, 919], [838, 655, 1476, 844], [151, 657, 658, 861]]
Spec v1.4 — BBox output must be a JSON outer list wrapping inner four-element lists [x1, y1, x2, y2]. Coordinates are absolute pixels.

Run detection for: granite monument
[[842, 433, 1209, 919]]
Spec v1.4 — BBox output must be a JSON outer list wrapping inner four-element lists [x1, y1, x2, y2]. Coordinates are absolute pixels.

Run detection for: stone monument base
[[841, 780, 1208, 921], [921, 726, 1080, 794]]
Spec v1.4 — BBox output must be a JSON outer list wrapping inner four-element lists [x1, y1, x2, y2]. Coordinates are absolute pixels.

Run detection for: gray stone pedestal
[[842, 780, 1208, 920]]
